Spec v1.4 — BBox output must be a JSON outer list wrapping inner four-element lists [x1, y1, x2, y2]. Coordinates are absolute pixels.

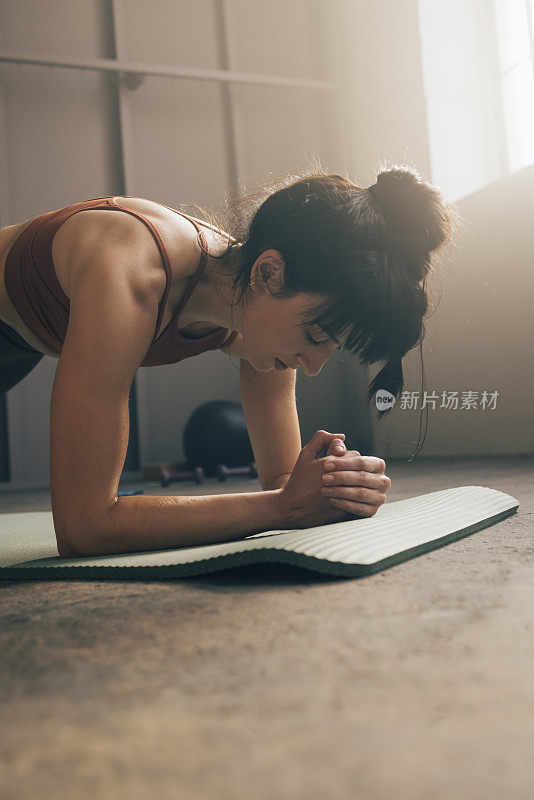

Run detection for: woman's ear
[[265, 251, 286, 285], [250, 250, 285, 288]]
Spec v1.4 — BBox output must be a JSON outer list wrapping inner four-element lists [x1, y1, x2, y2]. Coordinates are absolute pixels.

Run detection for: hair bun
[[369, 165, 454, 266], [375, 168, 419, 194]]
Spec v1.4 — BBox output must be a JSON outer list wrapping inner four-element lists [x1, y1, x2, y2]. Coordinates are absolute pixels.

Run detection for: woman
[[0, 165, 455, 558]]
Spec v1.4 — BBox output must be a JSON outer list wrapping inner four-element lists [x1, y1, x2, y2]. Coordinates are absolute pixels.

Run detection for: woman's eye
[[306, 331, 326, 347]]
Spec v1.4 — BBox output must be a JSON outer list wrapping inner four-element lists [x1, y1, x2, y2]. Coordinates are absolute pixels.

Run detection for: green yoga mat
[[0, 486, 519, 581]]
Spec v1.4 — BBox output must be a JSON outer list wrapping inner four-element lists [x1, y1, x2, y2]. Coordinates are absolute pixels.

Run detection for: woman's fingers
[[322, 452, 386, 475], [322, 484, 387, 506], [318, 449, 390, 520], [325, 435, 350, 457], [322, 470, 391, 492], [328, 498, 379, 517], [320, 466, 391, 518]]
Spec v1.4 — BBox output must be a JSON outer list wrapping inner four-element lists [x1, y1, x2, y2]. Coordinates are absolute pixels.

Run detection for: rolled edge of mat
[[0, 502, 519, 581]]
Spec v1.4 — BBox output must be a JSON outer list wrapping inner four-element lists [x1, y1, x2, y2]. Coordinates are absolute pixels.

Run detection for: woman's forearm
[[59, 489, 286, 558]]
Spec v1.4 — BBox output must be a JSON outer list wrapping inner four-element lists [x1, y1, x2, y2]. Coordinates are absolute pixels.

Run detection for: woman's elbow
[[56, 536, 89, 558], [57, 542, 74, 558], [54, 507, 114, 558], [55, 528, 106, 558]]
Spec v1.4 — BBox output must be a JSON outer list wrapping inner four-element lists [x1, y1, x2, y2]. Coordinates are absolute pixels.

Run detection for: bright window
[[417, 0, 534, 199], [493, 0, 534, 172]]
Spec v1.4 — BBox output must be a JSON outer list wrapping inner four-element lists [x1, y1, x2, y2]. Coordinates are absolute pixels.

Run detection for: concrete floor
[[1, 456, 533, 800]]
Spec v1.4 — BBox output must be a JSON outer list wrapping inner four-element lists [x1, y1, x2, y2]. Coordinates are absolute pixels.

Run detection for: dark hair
[[183, 160, 458, 430]]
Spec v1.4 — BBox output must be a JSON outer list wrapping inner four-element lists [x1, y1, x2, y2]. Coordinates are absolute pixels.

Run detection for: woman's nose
[[300, 344, 336, 376]]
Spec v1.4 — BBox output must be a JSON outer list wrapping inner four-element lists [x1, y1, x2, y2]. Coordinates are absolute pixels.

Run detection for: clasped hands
[[321, 432, 391, 518]]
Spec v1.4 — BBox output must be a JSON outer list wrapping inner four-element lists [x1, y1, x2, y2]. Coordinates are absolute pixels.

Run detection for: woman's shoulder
[[52, 196, 200, 300], [53, 195, 200, 266]]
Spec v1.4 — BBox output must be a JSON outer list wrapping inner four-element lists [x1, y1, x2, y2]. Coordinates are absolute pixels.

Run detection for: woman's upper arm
[[50, 236, 164, 556]]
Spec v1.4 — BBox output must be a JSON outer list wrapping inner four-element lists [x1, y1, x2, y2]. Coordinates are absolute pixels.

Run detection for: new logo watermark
[[375, 390, 500, 411], [375, 389, 396, 412]]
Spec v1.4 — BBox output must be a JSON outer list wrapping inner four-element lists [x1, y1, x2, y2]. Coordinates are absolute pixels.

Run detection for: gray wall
[[0, 0, 371, 490]]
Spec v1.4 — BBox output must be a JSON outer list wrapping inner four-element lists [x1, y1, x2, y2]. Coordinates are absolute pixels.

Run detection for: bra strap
[[171, 209, 210, 265], [108, 200, 211, 336], [107, 197, 174, 341], [166, 210, 210, 322]]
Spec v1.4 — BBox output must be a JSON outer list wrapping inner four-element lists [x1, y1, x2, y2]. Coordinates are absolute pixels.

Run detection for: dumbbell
[[216, 463, 258, 482], [161, 466, 205, 487]]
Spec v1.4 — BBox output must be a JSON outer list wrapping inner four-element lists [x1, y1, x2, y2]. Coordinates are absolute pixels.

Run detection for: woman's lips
[[275, 358, 288, 370]]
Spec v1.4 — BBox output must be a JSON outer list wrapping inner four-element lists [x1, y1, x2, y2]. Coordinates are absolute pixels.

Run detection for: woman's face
[[241, 249, 341, 375]]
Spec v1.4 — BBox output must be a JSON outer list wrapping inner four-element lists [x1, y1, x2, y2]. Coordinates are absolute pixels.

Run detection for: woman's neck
[[179, 238, 244, 332]]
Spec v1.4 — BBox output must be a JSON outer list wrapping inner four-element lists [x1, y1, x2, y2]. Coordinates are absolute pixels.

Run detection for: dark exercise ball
[[183, 400, 254, 477]]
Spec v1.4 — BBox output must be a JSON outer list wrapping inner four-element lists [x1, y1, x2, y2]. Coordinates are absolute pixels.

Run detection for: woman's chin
[[244, 357, 272, 373]]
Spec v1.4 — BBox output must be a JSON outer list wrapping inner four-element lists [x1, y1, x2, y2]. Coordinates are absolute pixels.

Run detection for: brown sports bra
[[3, 196, 238, 367]]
